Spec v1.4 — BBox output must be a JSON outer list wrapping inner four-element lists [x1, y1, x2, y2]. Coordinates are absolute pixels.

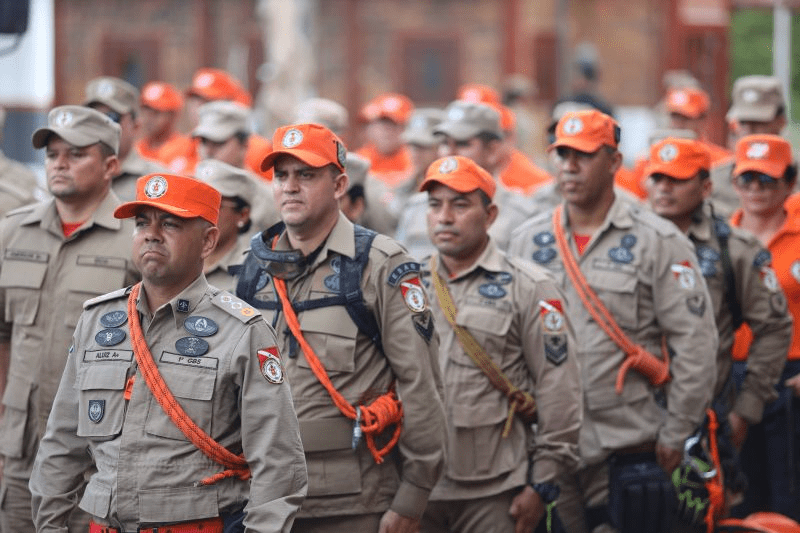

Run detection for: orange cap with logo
[[114, 173, 222, 225], [359, 93, 415, 125], [666, 87, 710, 119], [644, 138, 711, 180], [457, 83, 502, 107], [261, 123, 347, 172], [141, 82, 184, 112], [420, 155, 496, 200], [733, 134, 793, 179], [549, 109, 619, 153], [186, 68, 240, 102]]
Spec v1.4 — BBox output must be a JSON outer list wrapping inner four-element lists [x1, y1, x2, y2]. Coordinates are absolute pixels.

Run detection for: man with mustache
[[508, 109, 718, 533], [235, 123, 446, 533], [420, 155, 581, 533], [0, 106, 140, 533]]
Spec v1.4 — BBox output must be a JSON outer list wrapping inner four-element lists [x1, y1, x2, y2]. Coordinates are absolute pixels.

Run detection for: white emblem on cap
[[448, 106, 466, 121], [54, 110, 73, 128], [438, 157, 458, 174], [563, 117, 583, 135], [746, 142, 769, 160], [409, 114, 427, 130], [97, 80, 115, 98], [791, 260, 800, 283], [197, 166, 213, 181], [462, 89, 480, 102], [144, 84, 165, 100], [658, 143, 679, 163], [144, 176, 168, 199], [282, 129, 303, 148], [741, 89, 759, 103], [669, 91, 689, 105], [383, 97, 401, 111], [196, 73, 214, 88]]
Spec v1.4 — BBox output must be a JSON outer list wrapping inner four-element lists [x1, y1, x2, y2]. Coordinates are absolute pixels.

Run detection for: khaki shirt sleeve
[[370, 241, 446, 518], [733, 244, 793, 423], [238, 319, 308, 533], [654, 234, 719, 450], [519, 270, 581, 484], [29, 320, 92, 533]]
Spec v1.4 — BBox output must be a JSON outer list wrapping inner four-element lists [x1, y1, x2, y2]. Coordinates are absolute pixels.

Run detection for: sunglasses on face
[[735, 171, 781, 188]]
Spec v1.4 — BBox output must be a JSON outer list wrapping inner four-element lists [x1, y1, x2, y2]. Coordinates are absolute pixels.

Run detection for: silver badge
[[282, 128, 303, 148], [144, 176, 168, 198]]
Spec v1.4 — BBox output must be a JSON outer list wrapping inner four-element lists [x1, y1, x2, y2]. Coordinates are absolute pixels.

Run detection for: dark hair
[[234, 131, 250, 145], [477, 189, 492, 207], [784, 164, 797, 185], [698, 169, 710, 181], [97, 142, 116, 159], [477, 131, 502, 146], [346, 184, 365, 202]]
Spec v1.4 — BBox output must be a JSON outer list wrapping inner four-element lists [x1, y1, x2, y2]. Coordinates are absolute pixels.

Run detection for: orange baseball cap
[[186, 68, 240, 102], [420, 155, 496, 200], [457, 83, 501, 107], [643, 138, 711, 180], [549, 109, 619, 153], [261, 123, 347, 172], [666, 87, 710, 119], [359, 93, 414, 125], [493, 104, 516, 132], [114, 173, 221, 225], [733, 134, 793, 179], [141, 82, 184, 112]]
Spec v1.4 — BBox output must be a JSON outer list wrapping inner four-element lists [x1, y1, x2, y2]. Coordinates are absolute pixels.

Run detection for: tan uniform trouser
[[292, 513, 383, 533], [421, 489, 519, 533], [556, 462, 617, 533]]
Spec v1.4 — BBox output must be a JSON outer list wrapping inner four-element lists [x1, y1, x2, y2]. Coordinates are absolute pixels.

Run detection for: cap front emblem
[[197, 165, 214, 180], [669, 91, 688, 105], [438, 157, 458, 174], [144, 176, 168, 198], [658, 143, 678, 163], [448, 106, 466, 121], [97, 80, 115, 98], [741, 89, 760, 103], [54, 110, 73, 128], [746, 142, 769, 160], [282, 128, 303, 148], [563, 117, 583, 135], [409, 114, 427, 130], [196, 73, 214, 88], [144, 84, 165, 100], [383, 97, 401, 111]]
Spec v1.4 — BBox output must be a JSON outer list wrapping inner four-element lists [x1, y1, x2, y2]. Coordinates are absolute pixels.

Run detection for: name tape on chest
[[83, 349, 134, 362], [4, 249, 48, 263], [160, 351, 219, 370], [76, 255, 127, 269]]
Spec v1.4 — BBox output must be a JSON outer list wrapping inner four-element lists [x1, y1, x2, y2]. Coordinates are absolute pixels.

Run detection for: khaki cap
[[294, 98, 349, 135], [195, 159, 256, 204], [84, 76, 139, 115], [345, 152, 370, 188], [402, 108, 445, 147], [32, 105, 121, 154], [192, 101, 251, 142], [727, 75, 784, 123], [434, 101, 502, 142]]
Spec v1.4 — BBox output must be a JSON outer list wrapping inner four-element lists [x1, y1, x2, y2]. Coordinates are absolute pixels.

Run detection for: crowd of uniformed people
[[0, 62, 797, 533]]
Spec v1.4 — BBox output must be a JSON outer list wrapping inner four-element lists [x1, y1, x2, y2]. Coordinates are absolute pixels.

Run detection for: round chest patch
[[438, 157, 458, 174], [282, 128, 303, 148], [261, 358, 284, 384], [746, 142, 769, 160], [184, 316, 219, 337], [100, 310, 128, 328], [95, 328, 126, 347], [791, 260, 800, 283], [658, 143, 678, 163], [478, 283, 506, 299], [562, 117, 583, 135], [175, 336, 209, 356], [144, 175, 168, 198]]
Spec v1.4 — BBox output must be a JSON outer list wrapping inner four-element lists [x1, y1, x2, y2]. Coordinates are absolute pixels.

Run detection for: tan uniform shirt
[[247, 171, 281, 233], [242, 213, 446, 519], [29, 276, 307, 532], [424, 241, 581, 501], [507, 196, 718, 464], [0, 192, 139, 464], [709, 159, 739, 220], [528, 182, 644, 217], [394, 191, 434, 261], [205, 234, 251, 293], [687, 202, 791, 423], [0, 151, 38, 216], [112, 149, 169, 202]]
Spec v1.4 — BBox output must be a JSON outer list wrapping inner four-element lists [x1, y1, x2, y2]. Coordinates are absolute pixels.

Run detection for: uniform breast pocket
[[64, 256, 128, 329], [297, 304, 358, 374], [452, 306, 513, 367], [0, 260, 47, 326], [77, 363, 129, 439], [588, 269, 639, 330], [145, 359, 217, 441]]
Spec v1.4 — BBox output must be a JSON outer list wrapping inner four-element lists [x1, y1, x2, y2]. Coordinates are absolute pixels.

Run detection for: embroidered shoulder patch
[[387, 262, 421, 287]]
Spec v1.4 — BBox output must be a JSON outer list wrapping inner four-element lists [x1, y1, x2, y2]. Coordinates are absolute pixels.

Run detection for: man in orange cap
[[29, 172, 307, 533], [508, 109, 717, 533], [0, 105, 140, 533], [235, 123, 446, 533], [645, 137, 791, 513], [420, 155, 581, 533], [356, 92, 415, 186], [136, 81, 195, 167], [666, 86, 731, 166], [185, 68, 246, 129], [729, 134, 800, 521]]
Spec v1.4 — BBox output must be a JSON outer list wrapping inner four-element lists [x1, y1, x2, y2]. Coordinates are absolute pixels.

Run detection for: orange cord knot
[[615, 344, 671, 394], [704, 409, 725, 533], [359, 390, 404, 464]]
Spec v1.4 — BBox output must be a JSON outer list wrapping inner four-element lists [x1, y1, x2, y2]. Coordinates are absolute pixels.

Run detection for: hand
[[656, 443, 682, 475], [379, 509, 420, 533], [785, 373, 800, 398], [509, 485, 546, 533], [727, 412, 749, 449]]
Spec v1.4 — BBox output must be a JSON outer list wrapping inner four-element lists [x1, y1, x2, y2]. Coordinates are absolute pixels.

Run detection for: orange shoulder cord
[[127, 283, 250, 486], [270, 242, 402, 464], [704, 408, 725, 533], [552, 206, 671, 393]]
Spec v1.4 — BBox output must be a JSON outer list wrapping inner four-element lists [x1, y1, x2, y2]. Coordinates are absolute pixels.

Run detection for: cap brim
[[85, 98, 129, 115], [726, 104, 778, 124], [192, 124, 236, 143], [113, 201, 196, 220], [433, 122, 481, 142], [643, 161, 696, 180], [402, 131, 439, 146], [32, 127, 98, 149], [547, 138, 604, 154], [261, 148, 341, 172], [419, 176, 474, 194], [733, 161, 787, 180]]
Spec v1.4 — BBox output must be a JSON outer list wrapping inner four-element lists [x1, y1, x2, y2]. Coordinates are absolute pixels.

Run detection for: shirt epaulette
[[83, 286, 133, 310], [506, 254, 557, 284], [5, 203, 38, 218], [211, 290, 260, 323], [370, 233, 406, 258]]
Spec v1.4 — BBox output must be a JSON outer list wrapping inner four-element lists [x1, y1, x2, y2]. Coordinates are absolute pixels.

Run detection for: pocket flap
[[455, 306, 512, 336], [299, 418, 353, 452], [0, 258, 47, 288], [79, 364, 129, 391], [450, 401, 509, 428], [587, 266, 637, 293], [156, 359, 216, 401], [584, 377, 650, 410], [2, 377, 32, 410], [300, 303, 358, 338]]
